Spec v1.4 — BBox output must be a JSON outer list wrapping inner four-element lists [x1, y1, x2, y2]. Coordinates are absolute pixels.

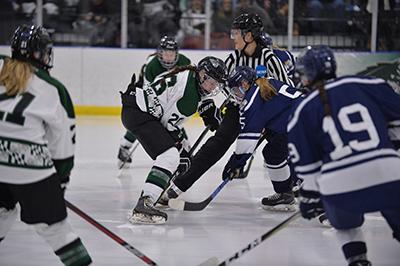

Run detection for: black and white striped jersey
[[225, 44, 294, 87]]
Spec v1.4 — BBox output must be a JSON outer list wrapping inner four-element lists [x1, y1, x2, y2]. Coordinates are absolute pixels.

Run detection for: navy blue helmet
[[228, 66, 256, 89], [259, 32, 273, 47], [11, 25, 53, 70], [296, 45, 337, 85], [228, 66, 256, 104]]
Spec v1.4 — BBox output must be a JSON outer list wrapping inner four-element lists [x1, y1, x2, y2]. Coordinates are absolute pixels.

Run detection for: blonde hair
[[256, 78, 278, 101], [0, 58, 34, 96]]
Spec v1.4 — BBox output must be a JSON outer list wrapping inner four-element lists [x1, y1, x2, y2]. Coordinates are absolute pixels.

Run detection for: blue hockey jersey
[[235, 78, 303, 157], [273, 48, 295, 79], [287, 76, 400, 195]]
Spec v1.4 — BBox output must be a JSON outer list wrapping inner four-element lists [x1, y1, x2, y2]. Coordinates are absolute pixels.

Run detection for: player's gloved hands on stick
[[299, 188, 325, 219], [222, 153, 248, 180], [198, 99, 222, 131], [177, 149, 191, 176], [58, 173, 70, 195]]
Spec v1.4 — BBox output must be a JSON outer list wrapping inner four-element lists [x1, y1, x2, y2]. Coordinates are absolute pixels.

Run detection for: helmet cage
[[227, 66, 256, 104], [197, 56, 228, 97], [157, 36, 178, 69]]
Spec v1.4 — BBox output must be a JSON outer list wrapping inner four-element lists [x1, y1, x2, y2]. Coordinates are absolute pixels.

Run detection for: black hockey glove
[[198, 99, 222, 131], [177, 149, 192, 176], [299, 188, 324, 219], [222, 153, 249, 181], [58, 173, 70, 195]]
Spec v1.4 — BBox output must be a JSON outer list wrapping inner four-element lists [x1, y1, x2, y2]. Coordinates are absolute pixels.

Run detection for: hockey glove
[[299, 188, 324, 219], [198, 99, 222, 131], [58, 173, 70, 196], [222, 153, 249, 181], [177, 149, 192, 176]]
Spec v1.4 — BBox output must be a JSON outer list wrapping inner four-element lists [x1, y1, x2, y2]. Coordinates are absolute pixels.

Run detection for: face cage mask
[[229, 86, 246, 105], [158, 49, 178, 70], [199, 73, 224, 98]]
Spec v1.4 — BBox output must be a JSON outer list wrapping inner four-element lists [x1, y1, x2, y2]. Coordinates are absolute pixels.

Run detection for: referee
[[160, 13, 296, 211]]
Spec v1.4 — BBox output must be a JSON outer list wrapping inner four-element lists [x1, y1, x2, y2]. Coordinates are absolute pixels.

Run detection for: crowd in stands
[[0, 0, 399, 50]]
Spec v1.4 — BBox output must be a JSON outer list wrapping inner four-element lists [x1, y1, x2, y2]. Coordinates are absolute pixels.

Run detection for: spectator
[[142, 0, 180, 47], [73, 0, 118, 46], [177, 0, 206, 48], [212, 0, 234, 34]]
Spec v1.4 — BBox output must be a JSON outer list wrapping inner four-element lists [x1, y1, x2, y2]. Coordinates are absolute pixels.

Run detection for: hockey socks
[[55, 238, 92, 266]]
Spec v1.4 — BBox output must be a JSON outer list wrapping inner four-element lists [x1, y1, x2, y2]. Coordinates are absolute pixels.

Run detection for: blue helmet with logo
[[296, 45, 336, 85], [228, 66, 256, 104], [228, 66, 256, 88]]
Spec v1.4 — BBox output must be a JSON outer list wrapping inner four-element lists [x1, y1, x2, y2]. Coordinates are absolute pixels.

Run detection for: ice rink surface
[[1, 116, 399, 266]]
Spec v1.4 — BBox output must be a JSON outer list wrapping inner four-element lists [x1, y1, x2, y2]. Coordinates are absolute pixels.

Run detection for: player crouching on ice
[[222, 65, 303, 211], [121, 56, 228, 224]]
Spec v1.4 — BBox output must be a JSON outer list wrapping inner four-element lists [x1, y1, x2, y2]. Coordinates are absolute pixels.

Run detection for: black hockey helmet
[[197, 56, 228, 96], [157, 36, 179, 69], [231, 13, 264, 39], [11, 24, 53, 70]]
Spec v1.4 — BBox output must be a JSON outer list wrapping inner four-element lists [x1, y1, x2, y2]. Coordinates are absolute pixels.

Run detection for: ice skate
[[261, 192, 297, 211], [129, 196, 167, 224]]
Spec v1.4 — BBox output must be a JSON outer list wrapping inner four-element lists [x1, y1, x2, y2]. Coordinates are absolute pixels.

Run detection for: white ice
[[0, 116, 399, 266]]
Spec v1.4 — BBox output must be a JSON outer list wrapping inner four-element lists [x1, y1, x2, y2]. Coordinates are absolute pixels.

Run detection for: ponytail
[[256, 78, 278, 101], [0, 58, 34, 96], [315, 81, 331, 117]]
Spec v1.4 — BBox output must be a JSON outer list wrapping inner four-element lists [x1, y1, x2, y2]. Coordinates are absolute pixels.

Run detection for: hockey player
[[0, 25, 92, 265], [121, 56, 227, 224], [160, 13, 297, 211], [117, 36, 191, 168], [259, 32, 296, 80], [288, 45, 400, 266], [222, 66, 302, 211]]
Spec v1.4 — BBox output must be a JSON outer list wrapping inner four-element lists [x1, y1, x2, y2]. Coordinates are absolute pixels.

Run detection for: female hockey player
[[0, 25, 92, 265], [221, 65, 302, 211], [288, 45, 400, 266], [118, 36, 191, 168], [121, 56, 228, 224], [161, 13, 297, 211]]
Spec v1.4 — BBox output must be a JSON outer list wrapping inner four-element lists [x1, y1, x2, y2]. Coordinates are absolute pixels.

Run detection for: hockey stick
[[118, 141, 140, 170], [154, 125, 210, 205], [169, 136, 266, 211], [65, 200, 159, 266], [197, 211, 301, 266]]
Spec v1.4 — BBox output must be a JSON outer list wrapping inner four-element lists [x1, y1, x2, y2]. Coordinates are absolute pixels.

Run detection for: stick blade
[[197, 257, 219, 266], [168, 198, 185, 210]]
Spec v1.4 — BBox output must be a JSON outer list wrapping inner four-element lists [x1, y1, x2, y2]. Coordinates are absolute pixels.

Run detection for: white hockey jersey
[[0, 56, 75, 184], [135, 69, 201, 133]]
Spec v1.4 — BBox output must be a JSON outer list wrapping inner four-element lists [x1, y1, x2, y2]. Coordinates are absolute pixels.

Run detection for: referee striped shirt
[[225, 44, 294, 87]]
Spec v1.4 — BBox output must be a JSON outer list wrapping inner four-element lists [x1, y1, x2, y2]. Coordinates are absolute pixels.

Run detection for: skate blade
[[128, 213, 166, 225], [261, 203, 298, 212]]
